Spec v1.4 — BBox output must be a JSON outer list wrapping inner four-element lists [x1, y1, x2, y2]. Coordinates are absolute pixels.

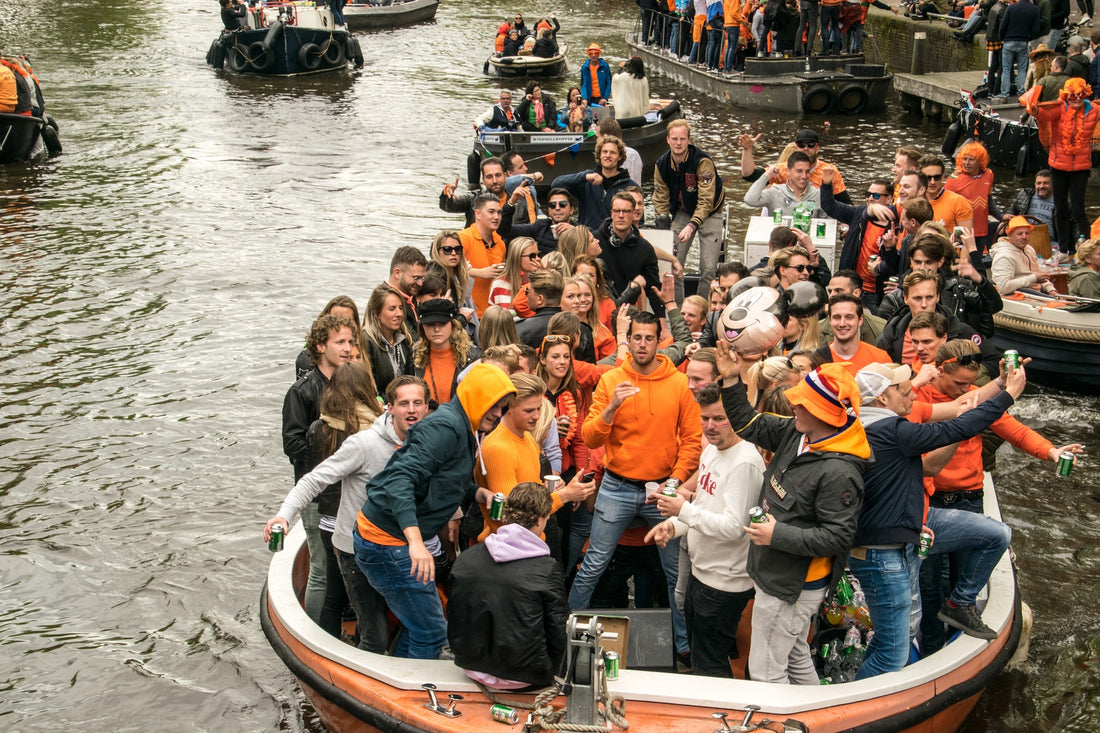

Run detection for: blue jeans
[[300, 503, 327, 624], [723, 25, 740, 70], [849, 548, 913, 679], [336, 549, 389, 653], [329, 0, 345, 25], [353, 533, 447, 659], [670, 18, 682, 56], [567, 472, 689, 653], [706, 26, 723, 69], [1000, 41, 1028, 97], [926, 505, 1011, 606], [820, 5, 841, 51]]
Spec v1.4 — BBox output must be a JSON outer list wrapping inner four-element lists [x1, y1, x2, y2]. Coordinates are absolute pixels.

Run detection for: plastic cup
[[644, 482, 660, 497], [544, 475, 562, 492]]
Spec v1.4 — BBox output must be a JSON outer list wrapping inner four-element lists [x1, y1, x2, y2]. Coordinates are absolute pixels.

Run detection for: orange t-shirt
[[928, 188, 974, 230], [858, 221, 886, 292], [829, 341, 891, 375], [459, 224, 506, 315], [944, 169, 994, 237], [424, 348, 456, 406]]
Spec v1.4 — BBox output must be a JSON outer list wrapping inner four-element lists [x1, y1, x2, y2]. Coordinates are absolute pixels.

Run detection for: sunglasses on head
[[940, 353, 981, 368], [547, 201, 571, 209], [785, 264, 810, 273], [796, 141, 817, 148], [440, 245, 463, 255], [541, 334, 571, 350], [865, 191, 886, 199]]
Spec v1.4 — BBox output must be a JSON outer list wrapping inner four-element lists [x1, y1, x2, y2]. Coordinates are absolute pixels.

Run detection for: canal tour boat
[[207, 2, 364, 76], [261, 473, 1021, 733], [467, 98, 682, 191], [343, 0, 439, 32], [991, 289, 1100, 393]]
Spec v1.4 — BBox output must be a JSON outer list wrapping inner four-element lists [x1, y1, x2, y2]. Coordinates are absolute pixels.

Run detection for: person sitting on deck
[[990, 215, 1060, 295], [448, 481, 570, 690], [1068, 238, 1100, 298]]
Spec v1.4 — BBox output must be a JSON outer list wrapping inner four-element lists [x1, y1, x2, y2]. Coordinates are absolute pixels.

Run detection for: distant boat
[[343, 0, 439, 32], [1, 112, 61, 165], [484, 43, 569, 78], [262, 472, 1022, 733], [627, 36, 892, 116], [207, 2, 364, 76]]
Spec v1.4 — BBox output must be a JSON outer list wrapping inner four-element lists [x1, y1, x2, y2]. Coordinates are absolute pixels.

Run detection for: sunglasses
[[925, 173, 944, 181], [795, 141, 817, 148], [784, 264, 810, 273], [522, 252, 541, 260], [547, 201, 571, 209], [541, 334, 572, 350], [440, 245, 463, 255], [865, 191, 886, 200], [940, 353, 981, 368]]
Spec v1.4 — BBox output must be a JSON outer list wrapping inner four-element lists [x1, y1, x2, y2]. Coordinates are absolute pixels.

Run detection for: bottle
[[836, 573, 854, 607]]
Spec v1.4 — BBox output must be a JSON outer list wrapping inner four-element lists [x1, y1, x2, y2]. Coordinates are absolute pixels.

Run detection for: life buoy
[[322, 38, 346, 66], [801, 84, 835, 115], [345, 36, 364, 68], [226, 42, 250, 73], [41, 123, 62, 155], [835, 84, 868, 114], [249, 41, 276, 72], [942, 121, 962, 158], [262, 20, 284, 51], [298, 43, 323, 71], [658, 99, 681, 119]]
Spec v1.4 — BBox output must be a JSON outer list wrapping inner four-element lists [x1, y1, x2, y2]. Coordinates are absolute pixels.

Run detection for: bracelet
[[618, 341, 628, 347], [663, 301, 676, 308], [995, 377, 1006, 389]]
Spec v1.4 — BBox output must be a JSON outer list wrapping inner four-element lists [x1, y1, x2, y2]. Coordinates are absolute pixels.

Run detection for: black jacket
[[875, 260, 1003, 337], [365, 336, 413, 399], [282, 368, 329, 481], [498, 212, 561, 254], [515, 95, 559, 132], [448, 537, 569, 686], [533, 37, 558, 58], [594, 219, 665, 317], [875, 306, 1000, 379]]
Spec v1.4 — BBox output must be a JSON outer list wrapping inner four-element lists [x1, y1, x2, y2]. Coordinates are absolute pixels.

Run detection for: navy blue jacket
[[999, 0, 1040, 42], [855, 391, 1014, 546], [551, 168, 638, 230]]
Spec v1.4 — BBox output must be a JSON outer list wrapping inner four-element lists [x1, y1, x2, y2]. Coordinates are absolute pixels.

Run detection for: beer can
[[490, 704, 520, 724], [604, 651, 620, 681], [490, 492, 507, 520], [916, 530, 933, 559], [661, 485, 679, 498], [749, 506, 769, 524], [268, 524, 285, 552], [1004, 349, 1021, 371], [773, 209, 783, 224], [1057, 451, 1075, 477], [815, 221, 826, 238]]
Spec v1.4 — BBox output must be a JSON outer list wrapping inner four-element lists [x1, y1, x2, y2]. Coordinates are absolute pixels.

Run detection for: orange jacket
[[723, 0, 742, 25], [912, 381, 1052, 493], [1030, 99, 1100, 172], [0, 64, 17, 113], [582, 354, 702, 483]]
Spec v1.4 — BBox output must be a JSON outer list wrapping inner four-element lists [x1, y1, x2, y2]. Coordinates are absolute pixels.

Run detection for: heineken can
[[749, 506, 769, 524], [773, 209, 783, 224], [1004, 349, 1021, 371], [916, 530, 933, 559], [268, 523, 285, 552], [815, 221, 826, 238], [1057, 451, 1075, 477], [604, 651, 620, 681], [490, 704, 520, 724], [490, 492, 507, 520]]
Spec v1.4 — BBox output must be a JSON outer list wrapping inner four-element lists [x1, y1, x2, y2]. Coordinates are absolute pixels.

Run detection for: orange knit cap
[[784, 362, 862, 427], [1060, 77, 1092, 101]]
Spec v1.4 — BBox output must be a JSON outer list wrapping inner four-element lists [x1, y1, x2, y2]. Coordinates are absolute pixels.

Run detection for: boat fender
[[616, 115, 647, 130], [298, 43, 323, 71], [208, 38, 226, 69], [658, 99, 681, 119], [45, 114, 59, 132], [226, 42, 251, 73], [801, 84, 835, 115], [249, 41, 277, 72], [262, 20, 284, 52], [835, 84, 869, 115], [483, 59, 490, 75], [345, 36, 364, 68], [1015, 143, 1030, 178], [41, 123, 62, 155], [941, 121, 962, 158], [322, 38, 346, 66], [467, 150, 482, 189]]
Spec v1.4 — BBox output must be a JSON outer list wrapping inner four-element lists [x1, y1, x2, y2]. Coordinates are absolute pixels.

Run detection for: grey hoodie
[[277, 412, 403, 553]]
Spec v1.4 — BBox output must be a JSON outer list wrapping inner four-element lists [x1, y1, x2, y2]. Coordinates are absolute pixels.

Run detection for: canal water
[[1, 1, 1097, 730]]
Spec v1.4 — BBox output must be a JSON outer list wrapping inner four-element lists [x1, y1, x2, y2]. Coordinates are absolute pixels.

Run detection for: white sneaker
[[1082, 13, 1091, 24]]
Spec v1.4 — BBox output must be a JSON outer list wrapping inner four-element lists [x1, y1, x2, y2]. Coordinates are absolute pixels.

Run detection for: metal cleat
[[421, 683, 463, 717], [712, 711, 732, 732], [736, 705, 761, 731]]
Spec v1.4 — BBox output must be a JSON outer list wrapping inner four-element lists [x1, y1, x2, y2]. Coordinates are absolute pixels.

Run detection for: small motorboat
[[207, 1, 364, 76], [468, 98, 682, 190], [343, 0, 439, 32], [0, 55, 62, 164], [626, 37, 892, 116], [990, 289, 1100, 393], [261, 472, 1021, 732], [484, 43, 569, 78]]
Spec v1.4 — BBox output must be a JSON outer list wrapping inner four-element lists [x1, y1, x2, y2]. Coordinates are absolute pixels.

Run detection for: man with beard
[[552, 136, 639, 229], [440, 156, 508, 227], [385, 246, 428, 335]]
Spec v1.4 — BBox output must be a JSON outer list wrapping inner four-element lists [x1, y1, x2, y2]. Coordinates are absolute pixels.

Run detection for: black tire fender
[[322, 38, 346, 66], [298, 42, 323, 71], [942, 121, 963, 158], [226, 42, 250, 73], [249, 41, 276, 72], [41, 124, 62, 155], [835, 84, 869, 114], [801, 84, 835, 115]]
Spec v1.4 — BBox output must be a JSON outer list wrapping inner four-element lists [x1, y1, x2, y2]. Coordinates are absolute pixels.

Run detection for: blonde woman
[[745, 355, 802, 409], [557, 225, 601, 272], [565, 275, 616, 359], [489, 236, 541, 315], [427, 230, 477, 327], [478, 305, 520, 350], [413, 298, 481, 408]]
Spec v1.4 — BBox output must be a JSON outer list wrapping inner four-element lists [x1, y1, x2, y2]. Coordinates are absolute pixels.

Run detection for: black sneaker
[[675, 650, 693, 673], [937, 602, 997, 640]]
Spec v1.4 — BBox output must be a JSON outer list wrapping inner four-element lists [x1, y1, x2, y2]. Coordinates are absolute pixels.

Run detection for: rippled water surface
[[2, 1, 1098, 730]]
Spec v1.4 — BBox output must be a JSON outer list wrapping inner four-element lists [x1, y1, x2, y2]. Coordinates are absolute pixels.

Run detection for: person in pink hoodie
[[447, 482, 569, 690]]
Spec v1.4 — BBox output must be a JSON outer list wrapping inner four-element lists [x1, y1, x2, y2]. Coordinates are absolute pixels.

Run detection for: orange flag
[[545, 152, 556, 166]]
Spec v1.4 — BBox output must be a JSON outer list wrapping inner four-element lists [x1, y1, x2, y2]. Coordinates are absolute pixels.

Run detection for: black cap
[[795, 129, 819, 144], [417, 298, 457, 325]]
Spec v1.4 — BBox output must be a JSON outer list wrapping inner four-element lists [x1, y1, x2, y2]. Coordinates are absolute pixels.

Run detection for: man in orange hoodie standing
[[571, 310, 702, 667]]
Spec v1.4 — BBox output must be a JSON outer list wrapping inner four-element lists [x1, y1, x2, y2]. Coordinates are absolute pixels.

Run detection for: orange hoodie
[[913, 381, 1052, 493], [582, 354, 702, 483]]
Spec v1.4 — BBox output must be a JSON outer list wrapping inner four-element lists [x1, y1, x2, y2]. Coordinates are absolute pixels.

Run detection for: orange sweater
[[474, 424, 563, 541], [582, 354, 702, 483], [459, 224, 506, 315], [912, 381, 1052, 492]]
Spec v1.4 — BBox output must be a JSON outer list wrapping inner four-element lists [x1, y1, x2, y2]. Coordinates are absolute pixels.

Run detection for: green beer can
[[490, 704, 520, 724], [268, 524, 285, 552], [1057, 451, 1075, 477]]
